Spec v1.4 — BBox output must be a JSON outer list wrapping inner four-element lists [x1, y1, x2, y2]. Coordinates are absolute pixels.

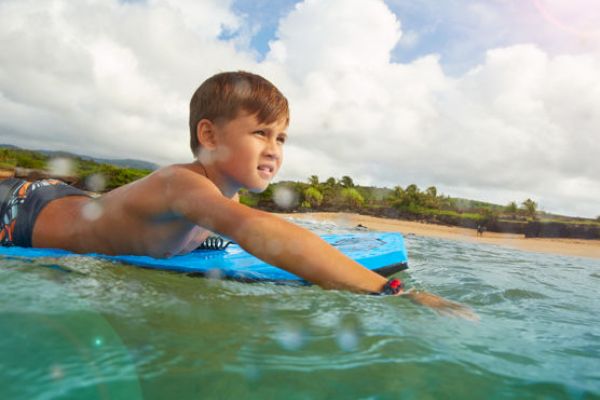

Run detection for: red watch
[[380, 278, 404, 295]]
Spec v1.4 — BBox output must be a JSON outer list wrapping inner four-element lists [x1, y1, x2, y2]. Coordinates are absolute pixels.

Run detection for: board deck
[[0, 232, 408, 282]]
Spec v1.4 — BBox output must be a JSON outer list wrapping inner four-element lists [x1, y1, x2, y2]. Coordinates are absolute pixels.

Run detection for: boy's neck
[[191, 160, 239, 198]]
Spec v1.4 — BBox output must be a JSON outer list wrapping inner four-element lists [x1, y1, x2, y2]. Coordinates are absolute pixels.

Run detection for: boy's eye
[[253, 130, 266, 136], [277, 136, 286, 144]]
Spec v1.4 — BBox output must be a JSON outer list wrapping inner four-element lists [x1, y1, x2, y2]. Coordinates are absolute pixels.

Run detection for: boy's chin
[[248, 185, 269, 194]]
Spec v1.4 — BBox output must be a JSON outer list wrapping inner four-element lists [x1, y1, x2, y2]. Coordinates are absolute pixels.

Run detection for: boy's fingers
[[437, 305, 480, 322], [396, 287, 415, 297], [400, 289, 480, 321]]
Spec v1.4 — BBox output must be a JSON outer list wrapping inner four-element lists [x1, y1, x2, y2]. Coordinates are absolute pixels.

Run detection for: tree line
[[239, 174, 546, 225], [0, 147, 151, 191]]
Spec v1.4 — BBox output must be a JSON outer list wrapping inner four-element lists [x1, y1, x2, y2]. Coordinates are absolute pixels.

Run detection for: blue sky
[[230, 0, 471, 67], [227, 0, 299, 56], [229, 0, 598, 74]]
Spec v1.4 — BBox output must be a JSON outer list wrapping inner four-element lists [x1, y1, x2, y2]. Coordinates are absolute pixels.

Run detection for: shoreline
[[277, 212, 600, 260]]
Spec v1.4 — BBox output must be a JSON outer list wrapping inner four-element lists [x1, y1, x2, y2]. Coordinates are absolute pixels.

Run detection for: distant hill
[[0, 144, 154, 191], [451, 197, 505, 212], [0, 144, 159, 171]]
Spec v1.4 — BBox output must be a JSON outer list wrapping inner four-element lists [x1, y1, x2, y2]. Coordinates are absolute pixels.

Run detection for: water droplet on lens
[[275, 324, 305, 351], [243, 364, 261, 381], [335, 327, 359, 351], [273, 187, 297, 209], [233, 79, 251, 96], [85, 173, 106, 192], [335, 213, 351, 228], [48, 157, 74, 177], [50, 364, 64, 380], [206, 269, 223, 280], [82, 200, 103, 221], [198, 151, 214, 166]]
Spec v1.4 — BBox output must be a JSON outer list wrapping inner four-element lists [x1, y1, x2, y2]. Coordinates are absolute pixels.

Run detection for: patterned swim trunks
[[0, 178, 90, 247]]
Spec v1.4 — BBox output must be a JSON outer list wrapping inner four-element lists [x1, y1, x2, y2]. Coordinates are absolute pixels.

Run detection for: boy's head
[[189, 71, 289, 156]]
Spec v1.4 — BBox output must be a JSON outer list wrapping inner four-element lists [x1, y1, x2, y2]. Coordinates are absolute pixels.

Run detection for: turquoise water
[[1, 219, 599, 399]]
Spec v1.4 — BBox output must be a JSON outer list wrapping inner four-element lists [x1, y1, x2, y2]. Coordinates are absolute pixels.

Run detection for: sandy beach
[[278, 212, 600, 260]]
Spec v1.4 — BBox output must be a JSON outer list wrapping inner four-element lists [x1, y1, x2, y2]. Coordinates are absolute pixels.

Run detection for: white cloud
[[267, 0, 401, 78], [267, 0, 600, 217], [0, 0, 253, 163], [0, 0, 598, 217]]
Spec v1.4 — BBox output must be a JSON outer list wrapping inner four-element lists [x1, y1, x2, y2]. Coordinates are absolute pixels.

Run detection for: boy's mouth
[[257, 164, 275, 178]]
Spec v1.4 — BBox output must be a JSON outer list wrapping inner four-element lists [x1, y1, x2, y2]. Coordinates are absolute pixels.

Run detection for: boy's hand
[[400, 289, 479, 321]]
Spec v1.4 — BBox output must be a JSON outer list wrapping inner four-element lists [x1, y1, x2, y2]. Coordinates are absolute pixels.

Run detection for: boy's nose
[[264, 141, 281, 160]]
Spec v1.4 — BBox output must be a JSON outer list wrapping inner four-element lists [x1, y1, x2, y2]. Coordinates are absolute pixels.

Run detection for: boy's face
[[211, 111, 288, 193]]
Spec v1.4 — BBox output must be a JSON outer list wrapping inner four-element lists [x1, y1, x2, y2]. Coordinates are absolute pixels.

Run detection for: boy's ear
[[196, 119, 218, 150]]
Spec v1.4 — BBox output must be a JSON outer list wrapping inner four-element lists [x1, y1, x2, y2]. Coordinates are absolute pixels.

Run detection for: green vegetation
[[74, 159, 150, 190], [521, 198, 538, 220], [240, 175, 600, 232], [505, 201, 518, 215], [0, 147, 151, 191], [340, 188, 364, 208], [302, 186, 323, 208], [0, 148, 46, 169]]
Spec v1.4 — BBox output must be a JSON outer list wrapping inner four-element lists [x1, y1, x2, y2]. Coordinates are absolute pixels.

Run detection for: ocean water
[[1, 218, 599, 400]]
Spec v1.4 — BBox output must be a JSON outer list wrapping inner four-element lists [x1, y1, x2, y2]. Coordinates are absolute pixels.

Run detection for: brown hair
[[189, 71, 289, 155]]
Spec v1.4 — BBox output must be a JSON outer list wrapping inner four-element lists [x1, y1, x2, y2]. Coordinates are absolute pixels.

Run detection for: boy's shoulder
[[148, 162, 222, 199], [109, 162, 217, 203], [99, 162, 226, 222], [152, 163, 209, 183]]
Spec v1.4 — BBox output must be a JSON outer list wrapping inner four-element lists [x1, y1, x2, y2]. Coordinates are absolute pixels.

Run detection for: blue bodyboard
[[0, 232, 408, 282]]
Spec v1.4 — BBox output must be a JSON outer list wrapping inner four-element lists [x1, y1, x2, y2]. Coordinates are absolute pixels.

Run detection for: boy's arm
[[232, 208, 388, 292], [167, 171, 388, 293], [167, 168, 480, 319]]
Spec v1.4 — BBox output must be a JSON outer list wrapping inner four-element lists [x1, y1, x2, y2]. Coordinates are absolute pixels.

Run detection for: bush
[[303, 187, 323, 208], [341, 188, 364, 208], [239, 189, 258, 207]]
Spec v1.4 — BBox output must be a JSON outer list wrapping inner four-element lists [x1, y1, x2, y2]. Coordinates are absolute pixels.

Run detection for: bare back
[[32, 163, 215, 257]]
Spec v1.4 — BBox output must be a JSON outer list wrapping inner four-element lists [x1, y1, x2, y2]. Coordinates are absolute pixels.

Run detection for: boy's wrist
[[375, 278, 404, 296]]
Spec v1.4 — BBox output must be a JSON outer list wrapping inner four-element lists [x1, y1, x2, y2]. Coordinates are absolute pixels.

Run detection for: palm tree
[[340, 175, 355, 188], [325, 177, 337, 188], [308, 175, 320, 188], [425, 186, 439, 208], [404, 184, 421, 207], [341, 188, 364, 208], [521, 198, 538, 219], [426, 186, 437, 198], [390, 185, 405, 201], [303, 186, 323, 208]]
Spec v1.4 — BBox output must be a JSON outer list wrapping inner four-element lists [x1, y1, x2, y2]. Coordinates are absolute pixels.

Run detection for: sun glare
[[531, 0, 600, 38]]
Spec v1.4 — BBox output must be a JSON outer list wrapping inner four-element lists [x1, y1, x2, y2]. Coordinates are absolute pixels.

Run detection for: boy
[[0, 72, 475, 315]]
